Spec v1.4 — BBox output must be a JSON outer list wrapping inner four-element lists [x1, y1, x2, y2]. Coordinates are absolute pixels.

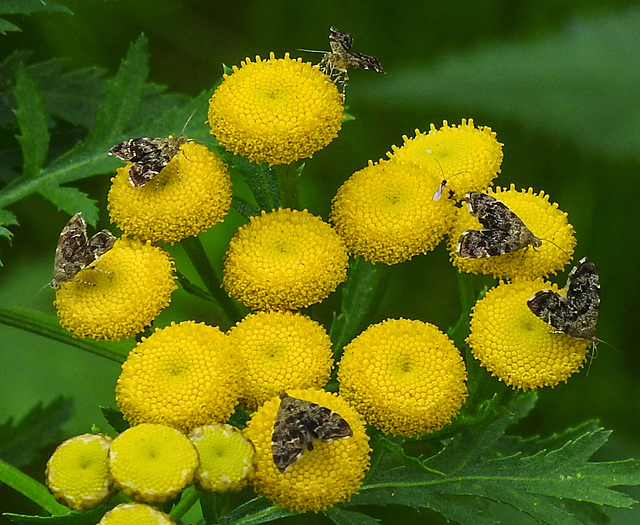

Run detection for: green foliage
[[0, 0, 71, 34]]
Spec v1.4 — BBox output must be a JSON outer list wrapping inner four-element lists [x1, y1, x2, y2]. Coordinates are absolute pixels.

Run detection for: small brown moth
[[271, 393, 353, 472], [457, 192, 542, 258], [108, 135, 189, 187], [50, 213, 116, 290]]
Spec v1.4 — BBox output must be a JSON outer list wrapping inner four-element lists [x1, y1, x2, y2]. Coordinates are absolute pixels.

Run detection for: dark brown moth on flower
[[50, 213, 116, 290], [527, 257, 600, 343], [457, 192, 542, 258], [108, 135, 189, 187], [271, 393, 353, 472], [309, 27, 384, 91]]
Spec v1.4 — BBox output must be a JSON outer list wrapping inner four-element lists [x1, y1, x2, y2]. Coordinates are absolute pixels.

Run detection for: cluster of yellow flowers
[[48, 51, 595, 518]]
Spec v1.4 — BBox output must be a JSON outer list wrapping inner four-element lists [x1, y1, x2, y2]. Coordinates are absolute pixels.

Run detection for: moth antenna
[[180, 108, 199, 135], [535, 236, 570, 256], [425, 150, 469, 201], [298, 48, 328, 54]]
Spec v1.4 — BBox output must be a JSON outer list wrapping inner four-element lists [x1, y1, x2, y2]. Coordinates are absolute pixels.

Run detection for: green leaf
[[231, 195, 261, 219], [0, 397, 73, 468], [37, 184, 98, 224], [0, 1, 71, 34], [14, 65, 50, 179], [0, 458, 69, 516], [347, 392, 640, 525], [175, 270, 219, 304], [0, 17, 20, 34], [355, 8, 640, 160], [99, 407, 128, 434], [216, 496, 297, 525], [324, 507, 380, 525], [4, 506, 110, 524]]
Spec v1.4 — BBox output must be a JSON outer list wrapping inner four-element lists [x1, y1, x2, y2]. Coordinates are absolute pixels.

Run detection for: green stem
[[274, 163, 300, 209], [0, 306, 131, 363], [170, 485, 200, 521], [180, 236, 242, 323], [330, 258, 388, 361]]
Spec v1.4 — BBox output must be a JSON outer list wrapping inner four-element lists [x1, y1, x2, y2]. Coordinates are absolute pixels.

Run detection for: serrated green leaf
[[37, 184, 98, 224], [0, 397, 73, 468], [231, 195, 260, 219], [324, 507, 380, 525], [0, 0, 71, 15], [347, 392, 639, 525], [99, 406, 128, 434], [216, 496, 297, 525], [14, 65, 50, 178], [355, 8, 640, 160]]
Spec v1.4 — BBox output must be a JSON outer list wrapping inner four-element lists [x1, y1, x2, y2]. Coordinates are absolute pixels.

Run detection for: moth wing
[[87, 230, 116, 258], [457, 229, 513, 258], [128, 163, 159, 187], [466, 192, 526, 232], [527, 289, 566, 328]]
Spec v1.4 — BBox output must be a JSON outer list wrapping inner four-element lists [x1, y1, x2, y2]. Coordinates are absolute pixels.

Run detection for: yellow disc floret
[[189, 424, 255, 492], [338, 319, 468, 436], [448, 185, 576, 279], [386, 119, 503, 200], [244, 388, 370, 512], [108, 141, 232, 244], [331, 159, 456, 264], [45, 433, 113, 512], [99, 503, 176, 525], [116, 321, 240, 432], [224, 208, 348, 310], [467, 279, 590, 390], [208, 52, 344, 165], [54, 237, 176, 340], [228, 311, 333, 409], [108, 423, 199, 502]]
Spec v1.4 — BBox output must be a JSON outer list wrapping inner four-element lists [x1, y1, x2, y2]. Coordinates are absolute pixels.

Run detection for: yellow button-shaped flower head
[[387, 119, 503, 200], [108, 142, 232, 244], [224, 209, 348, 310], [448, 185, 576, 280], [467, 279, 590, 390], [208, 52, 344, 165], [54, 237, 176, 340], [116, 321, 241, 432], [338, 319, 468, 436], [99, 503, 175, 525], [45, 433, 113, 512], [228, 311, 333, 409], [244, 388, 370, 512], [331, 159, 456, 264], [189, 424, 255, 492], [109, 423, 199, 502]]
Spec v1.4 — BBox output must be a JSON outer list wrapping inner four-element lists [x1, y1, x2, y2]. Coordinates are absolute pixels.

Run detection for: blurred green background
[[1, 0, 640, 522]]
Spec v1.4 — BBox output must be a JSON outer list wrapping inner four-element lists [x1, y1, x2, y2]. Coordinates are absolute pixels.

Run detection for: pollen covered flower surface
[[116, 321, 240, 432], [244, 388, 370, 512], [54, 237, 176, 340], [338, 318, 468, 436], [98, 503, 176, 525], [45, 434, 113, 512], [331, 159, 456, 264], [467, 279, 590, 390], [189, 424, 255, 492], [449, 185, 576, 280], [386, 119, 503, 199], [108, 142, 232, 244], [228, 311, 333, 409], [224, 208, 348, 310], [208, 52, 344, 165], [108, 423, 199, 502]]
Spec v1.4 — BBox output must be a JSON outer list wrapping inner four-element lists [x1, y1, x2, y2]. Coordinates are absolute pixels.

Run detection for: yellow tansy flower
[[109, 423, 199, 502], [338, 319, 468, 436], [108, 141, 232, 244], [448, 185, 576, 280], [331, 159, 456, 264], [54, 237, 176, 340], [228, 311, 333, 410], [244, 388, 370, 512], [116, 321, 240, 432], [189, 424, 255, 492], [45, 434, 113, 512], [467, 279, 590, 390], [99, 503, 176, 525], [208, 52, 344, 165], [386, 119, 503, 200], [224, 208, 348, 310]]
